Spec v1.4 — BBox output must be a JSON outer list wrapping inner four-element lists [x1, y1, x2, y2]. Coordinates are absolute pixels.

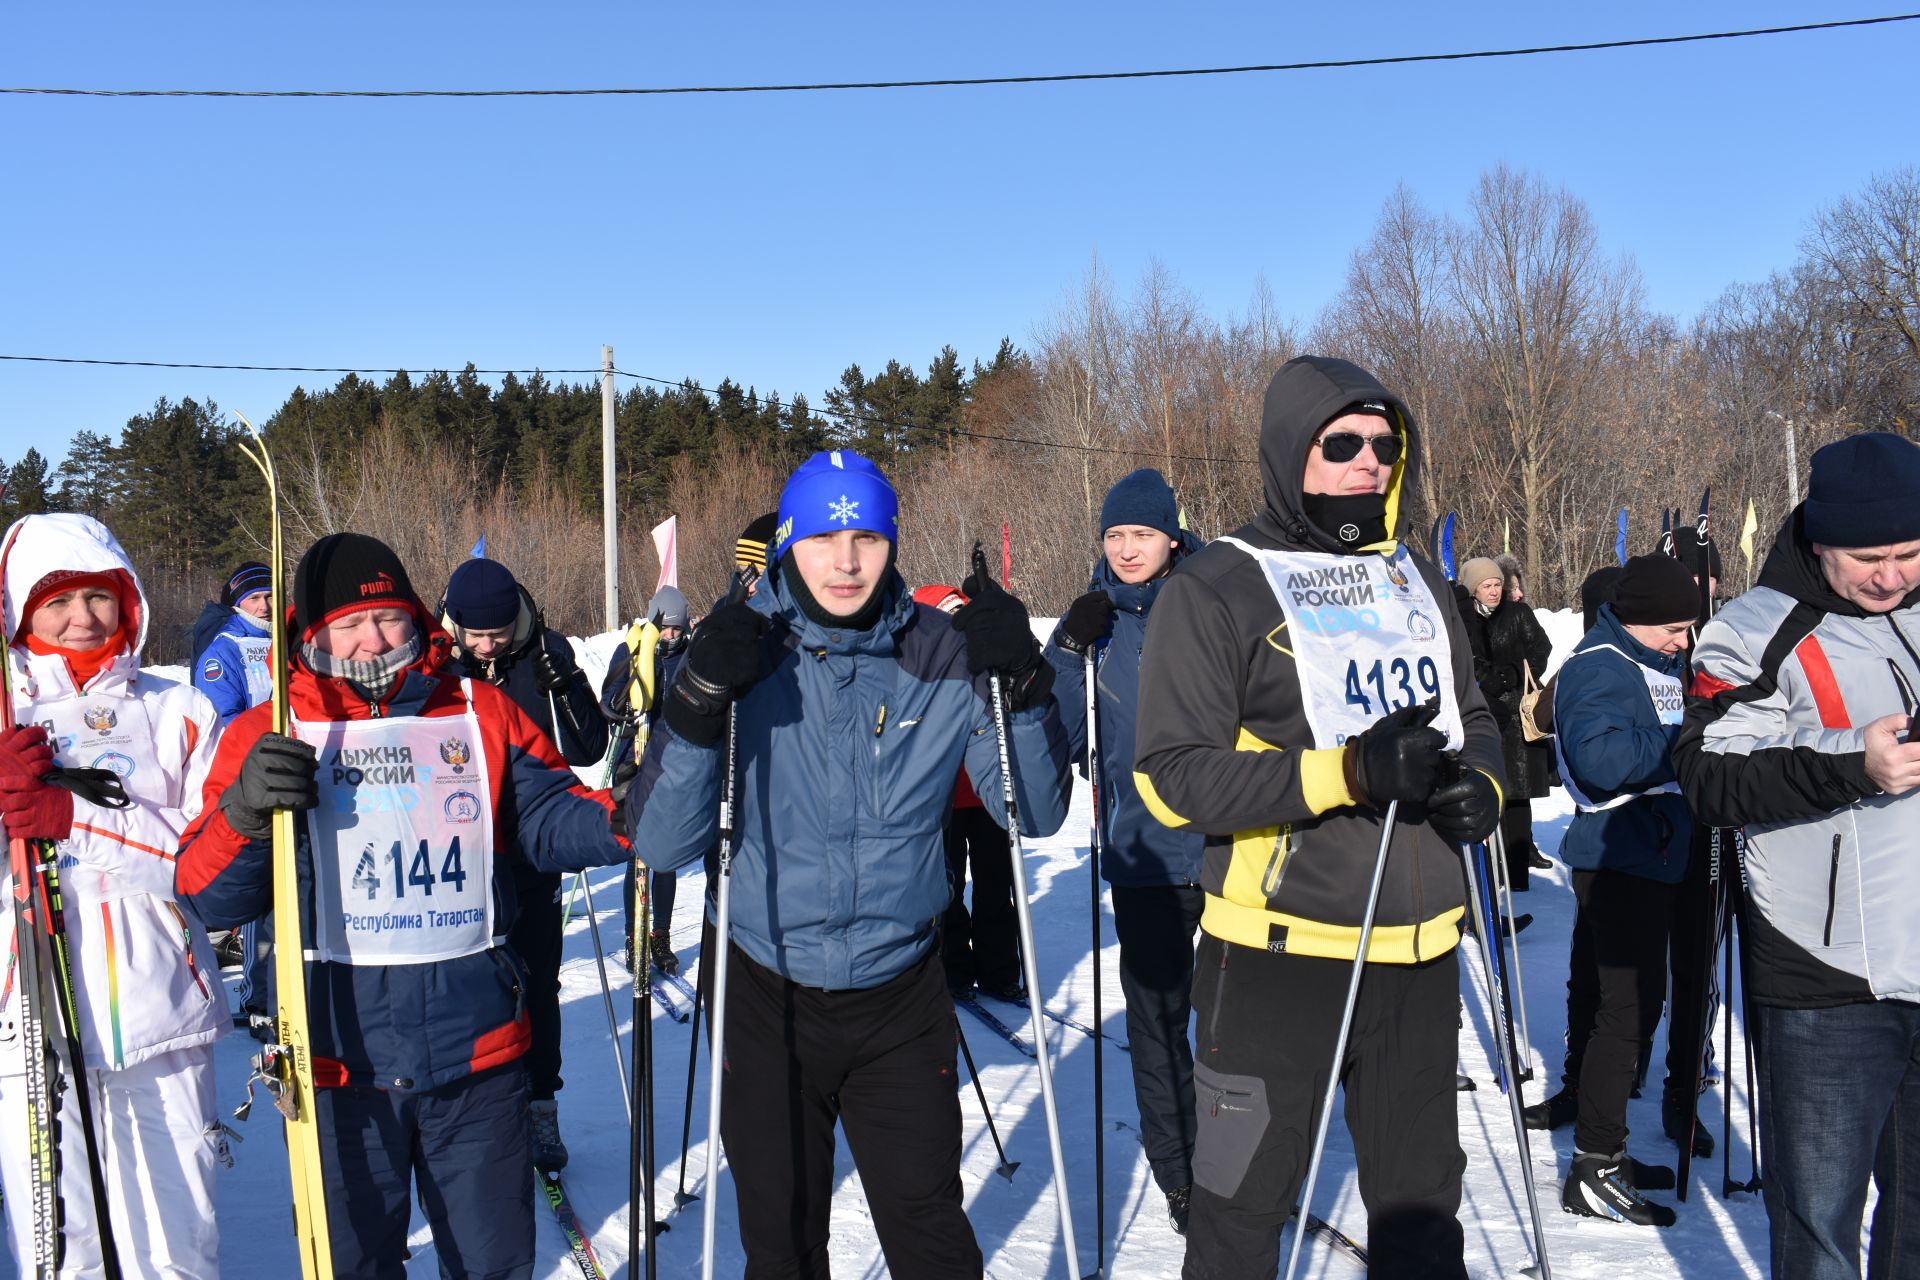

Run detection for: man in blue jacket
[[192, 560, 275, 726], [1043, 467, 1207, 1235], [1543, 552, 1700, 1227], [629, 450, 1070, 1278]]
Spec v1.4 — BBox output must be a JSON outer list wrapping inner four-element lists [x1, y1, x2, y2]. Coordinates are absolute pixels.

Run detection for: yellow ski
[[234, 412, 334, 1280]]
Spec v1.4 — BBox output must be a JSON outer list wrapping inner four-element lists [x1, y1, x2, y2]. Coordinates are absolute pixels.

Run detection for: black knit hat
[[292, 533, 420, 640], [1804, 432, 1920, 548], [1612, 554, 1699, 626], [221, 561, 272, 609], [736, 511, 778, 572]]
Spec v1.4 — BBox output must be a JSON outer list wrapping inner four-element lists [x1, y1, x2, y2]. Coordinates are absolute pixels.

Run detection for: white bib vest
[[235, 632, 273, 710], [295, 683, 498, 965], [1216, 537, 1465, 751], [34, 693, 168, 825], [1554, 644, 1684, 813]]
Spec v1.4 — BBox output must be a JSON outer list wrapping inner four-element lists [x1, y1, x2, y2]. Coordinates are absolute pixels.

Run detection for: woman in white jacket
[[0, 513, 228, 1278]]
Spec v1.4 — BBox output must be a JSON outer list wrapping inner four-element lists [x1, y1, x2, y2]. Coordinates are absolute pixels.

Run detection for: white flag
[[651, 515, 678, 590]]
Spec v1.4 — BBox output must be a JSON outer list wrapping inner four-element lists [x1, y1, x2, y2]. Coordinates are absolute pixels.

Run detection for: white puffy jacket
[[0, 514, 228, 1072]]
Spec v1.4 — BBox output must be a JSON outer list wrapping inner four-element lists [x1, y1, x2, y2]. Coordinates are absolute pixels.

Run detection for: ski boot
[[1166, 1185, 1191, 1236], [530, 1099, 569, 1171], [1523, 1086, 1577, 1131], [649, 928, 679, 976], [1562, 1150, 1676, 1226]]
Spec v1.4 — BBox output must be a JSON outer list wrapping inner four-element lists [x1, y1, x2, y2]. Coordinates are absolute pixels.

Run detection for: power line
[[3, 14, 1910, 99], [0, 352, 1258, 465]]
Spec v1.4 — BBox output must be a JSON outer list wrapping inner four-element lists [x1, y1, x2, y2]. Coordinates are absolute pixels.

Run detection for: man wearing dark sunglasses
[[1135, 355, 1506, 1279]]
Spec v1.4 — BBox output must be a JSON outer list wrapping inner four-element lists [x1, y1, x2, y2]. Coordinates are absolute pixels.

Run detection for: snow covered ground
[[11, 612, 1779, 1277]]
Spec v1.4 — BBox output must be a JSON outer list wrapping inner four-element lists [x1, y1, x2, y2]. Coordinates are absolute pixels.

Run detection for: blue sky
[[3, 2, 1913, 469]]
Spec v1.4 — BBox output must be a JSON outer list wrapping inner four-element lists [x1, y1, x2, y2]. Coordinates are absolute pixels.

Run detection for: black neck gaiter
[[779, 551, 896, 633], [1301, 492, 1389, 551]]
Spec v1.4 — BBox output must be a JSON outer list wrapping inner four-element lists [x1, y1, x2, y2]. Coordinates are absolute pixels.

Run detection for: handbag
[[1518, 660, 1554, 741]]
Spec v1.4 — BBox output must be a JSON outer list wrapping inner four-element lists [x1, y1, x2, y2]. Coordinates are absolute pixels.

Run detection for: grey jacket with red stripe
[[1675, 508, 1920, 1007]]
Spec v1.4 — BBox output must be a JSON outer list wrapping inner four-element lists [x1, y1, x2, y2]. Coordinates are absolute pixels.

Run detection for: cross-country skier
[[191, 559, 282, 1025], [1134, 356, 1505, 1279], [0, 512, 230, 1278], [176, 532, 631, 1280], [1541, 552, 1700, 1227], [1676, 432, 1920, 1278], [439, 555, 609, 1172], [1040, 467, 1208, 1235], [915, 583, 1021, 1005], [191, 560, 275, 727], [627, 450, 1070, 1278]]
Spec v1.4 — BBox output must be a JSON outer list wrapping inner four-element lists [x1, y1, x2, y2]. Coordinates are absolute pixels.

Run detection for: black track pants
[[1183, 936, 1467, 1280], [508, 867, 564, 1101], [1567, 868, 1675, 1155], [1111, 883, 1204, 1194], [703, 933, 983, 1280]]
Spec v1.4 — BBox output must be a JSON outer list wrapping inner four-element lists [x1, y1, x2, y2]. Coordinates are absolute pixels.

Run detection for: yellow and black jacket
[[1133, 356, 1505, 964]]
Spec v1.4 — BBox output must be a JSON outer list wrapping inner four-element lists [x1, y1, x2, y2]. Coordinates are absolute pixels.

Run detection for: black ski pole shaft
[[1084, 648, 1106, 1277], [1722, 892, 1735, 1198], [673, 975, 703, 1210], [954, 1014, 1018, 1181], [36, 845, 122, 1279], [633, 868, 659, 1277]]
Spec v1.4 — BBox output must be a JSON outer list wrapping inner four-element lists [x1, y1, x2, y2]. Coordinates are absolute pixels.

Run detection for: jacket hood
[[1, 513, 148, 658], [443, 583, 541, 676], [1250, 356, 1417, 553], [1756, 505, 1920, 619]]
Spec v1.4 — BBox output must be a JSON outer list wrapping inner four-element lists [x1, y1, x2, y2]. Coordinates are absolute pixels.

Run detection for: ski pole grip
[[43, 766, 131, 810]]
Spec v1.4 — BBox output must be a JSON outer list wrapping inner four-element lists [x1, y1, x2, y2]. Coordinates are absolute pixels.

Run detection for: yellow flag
[[1740, 500, 1758, 565]]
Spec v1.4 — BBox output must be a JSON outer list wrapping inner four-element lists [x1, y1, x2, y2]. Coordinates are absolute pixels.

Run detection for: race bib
[[236, 634, 274, 710], [295, 688, 496, 965], [1217, 538, 1465, 751]]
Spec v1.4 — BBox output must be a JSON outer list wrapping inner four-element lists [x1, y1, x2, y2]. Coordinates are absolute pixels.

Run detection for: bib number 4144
[[349, 838, 469, 902], [1344, 656, 1442, 716]]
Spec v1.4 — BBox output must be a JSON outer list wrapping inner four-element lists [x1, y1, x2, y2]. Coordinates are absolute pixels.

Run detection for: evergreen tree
[[3, 449, 53, 519], [53, 432, 115, 516]]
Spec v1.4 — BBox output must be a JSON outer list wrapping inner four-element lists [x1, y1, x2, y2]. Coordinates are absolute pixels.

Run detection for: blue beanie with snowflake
[[773, 450, 900, 558]]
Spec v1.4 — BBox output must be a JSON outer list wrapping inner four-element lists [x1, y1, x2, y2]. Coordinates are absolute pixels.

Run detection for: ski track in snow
[[8, 616, 1785, 1277]]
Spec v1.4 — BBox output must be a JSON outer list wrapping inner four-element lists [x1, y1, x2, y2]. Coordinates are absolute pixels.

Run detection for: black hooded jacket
[[1133, 356, 1505, 964]]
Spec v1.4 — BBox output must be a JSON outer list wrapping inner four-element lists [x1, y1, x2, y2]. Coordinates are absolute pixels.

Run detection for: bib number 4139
[[1344, 656, 1442, 716]]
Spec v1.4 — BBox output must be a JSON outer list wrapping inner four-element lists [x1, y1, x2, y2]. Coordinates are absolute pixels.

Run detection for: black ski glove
[[222, 733, 318, 840], [1427, 766, 1502, 844], [1341, 702, 1448, 807], [532, 644, 576, 694], [954, 562, 1053, 712], [664, 600, 770, 747], [1056, 591, 1116, 656]]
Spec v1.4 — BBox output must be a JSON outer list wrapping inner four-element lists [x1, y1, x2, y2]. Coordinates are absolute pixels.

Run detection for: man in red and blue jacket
[[176, 533, 629, 1280]]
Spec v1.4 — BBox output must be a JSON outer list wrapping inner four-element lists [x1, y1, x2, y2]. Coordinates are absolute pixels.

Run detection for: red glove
[[0, 776, 73, 842], [0, 725, 68, 840], [0, 725, 53, 786]]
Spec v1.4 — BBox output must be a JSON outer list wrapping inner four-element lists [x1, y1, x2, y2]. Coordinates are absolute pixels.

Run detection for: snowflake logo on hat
[[829, 495, 859, 526]]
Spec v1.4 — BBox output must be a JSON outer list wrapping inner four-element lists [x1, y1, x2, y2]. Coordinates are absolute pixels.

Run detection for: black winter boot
[[1523, 1086, 1577, 1131], [1664, 1094, 1714, 1157], [1166, 1185, 1191, 1236]]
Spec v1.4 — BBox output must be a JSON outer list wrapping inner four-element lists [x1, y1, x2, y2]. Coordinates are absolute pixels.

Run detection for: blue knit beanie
[[222, 561, 272, 608], [1804, 432, 1920, 549], [442, 557, 521, 630], [773, 450, 899, 558], [1099, 469, 1181, 541]]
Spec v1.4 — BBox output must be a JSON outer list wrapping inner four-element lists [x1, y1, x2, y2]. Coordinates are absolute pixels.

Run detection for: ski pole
[[577, 870, 632, 1122], [1734, 833, 1763, 1194], [972, 546, 1083, 1278], [673, 976, 703, 1211], [619, 620, 664, 1278], [1283, 802, 1398, 1280], [700, 572, 752, 1280], [1722, 885, 1736, 1198], [1491, 827, 1533, 1080], [1458, 840, 1552, 1280], [955, 1013, 1019, 1181], [1470, 843, 1509, 1093], [1084, 646, 1106, 1277]]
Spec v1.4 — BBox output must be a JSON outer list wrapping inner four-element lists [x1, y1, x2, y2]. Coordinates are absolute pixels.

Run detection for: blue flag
[[1438, 512, 1458, 582], [469, 534, 486, 559], [1615, 508, 1628, 566]]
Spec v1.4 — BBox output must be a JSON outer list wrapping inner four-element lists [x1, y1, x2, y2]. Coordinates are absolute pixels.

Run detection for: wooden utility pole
[[602, 345, 620, 630]]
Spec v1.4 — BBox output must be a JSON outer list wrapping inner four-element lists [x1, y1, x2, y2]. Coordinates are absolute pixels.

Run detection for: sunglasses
[[1313, 431, 1404, 465]]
